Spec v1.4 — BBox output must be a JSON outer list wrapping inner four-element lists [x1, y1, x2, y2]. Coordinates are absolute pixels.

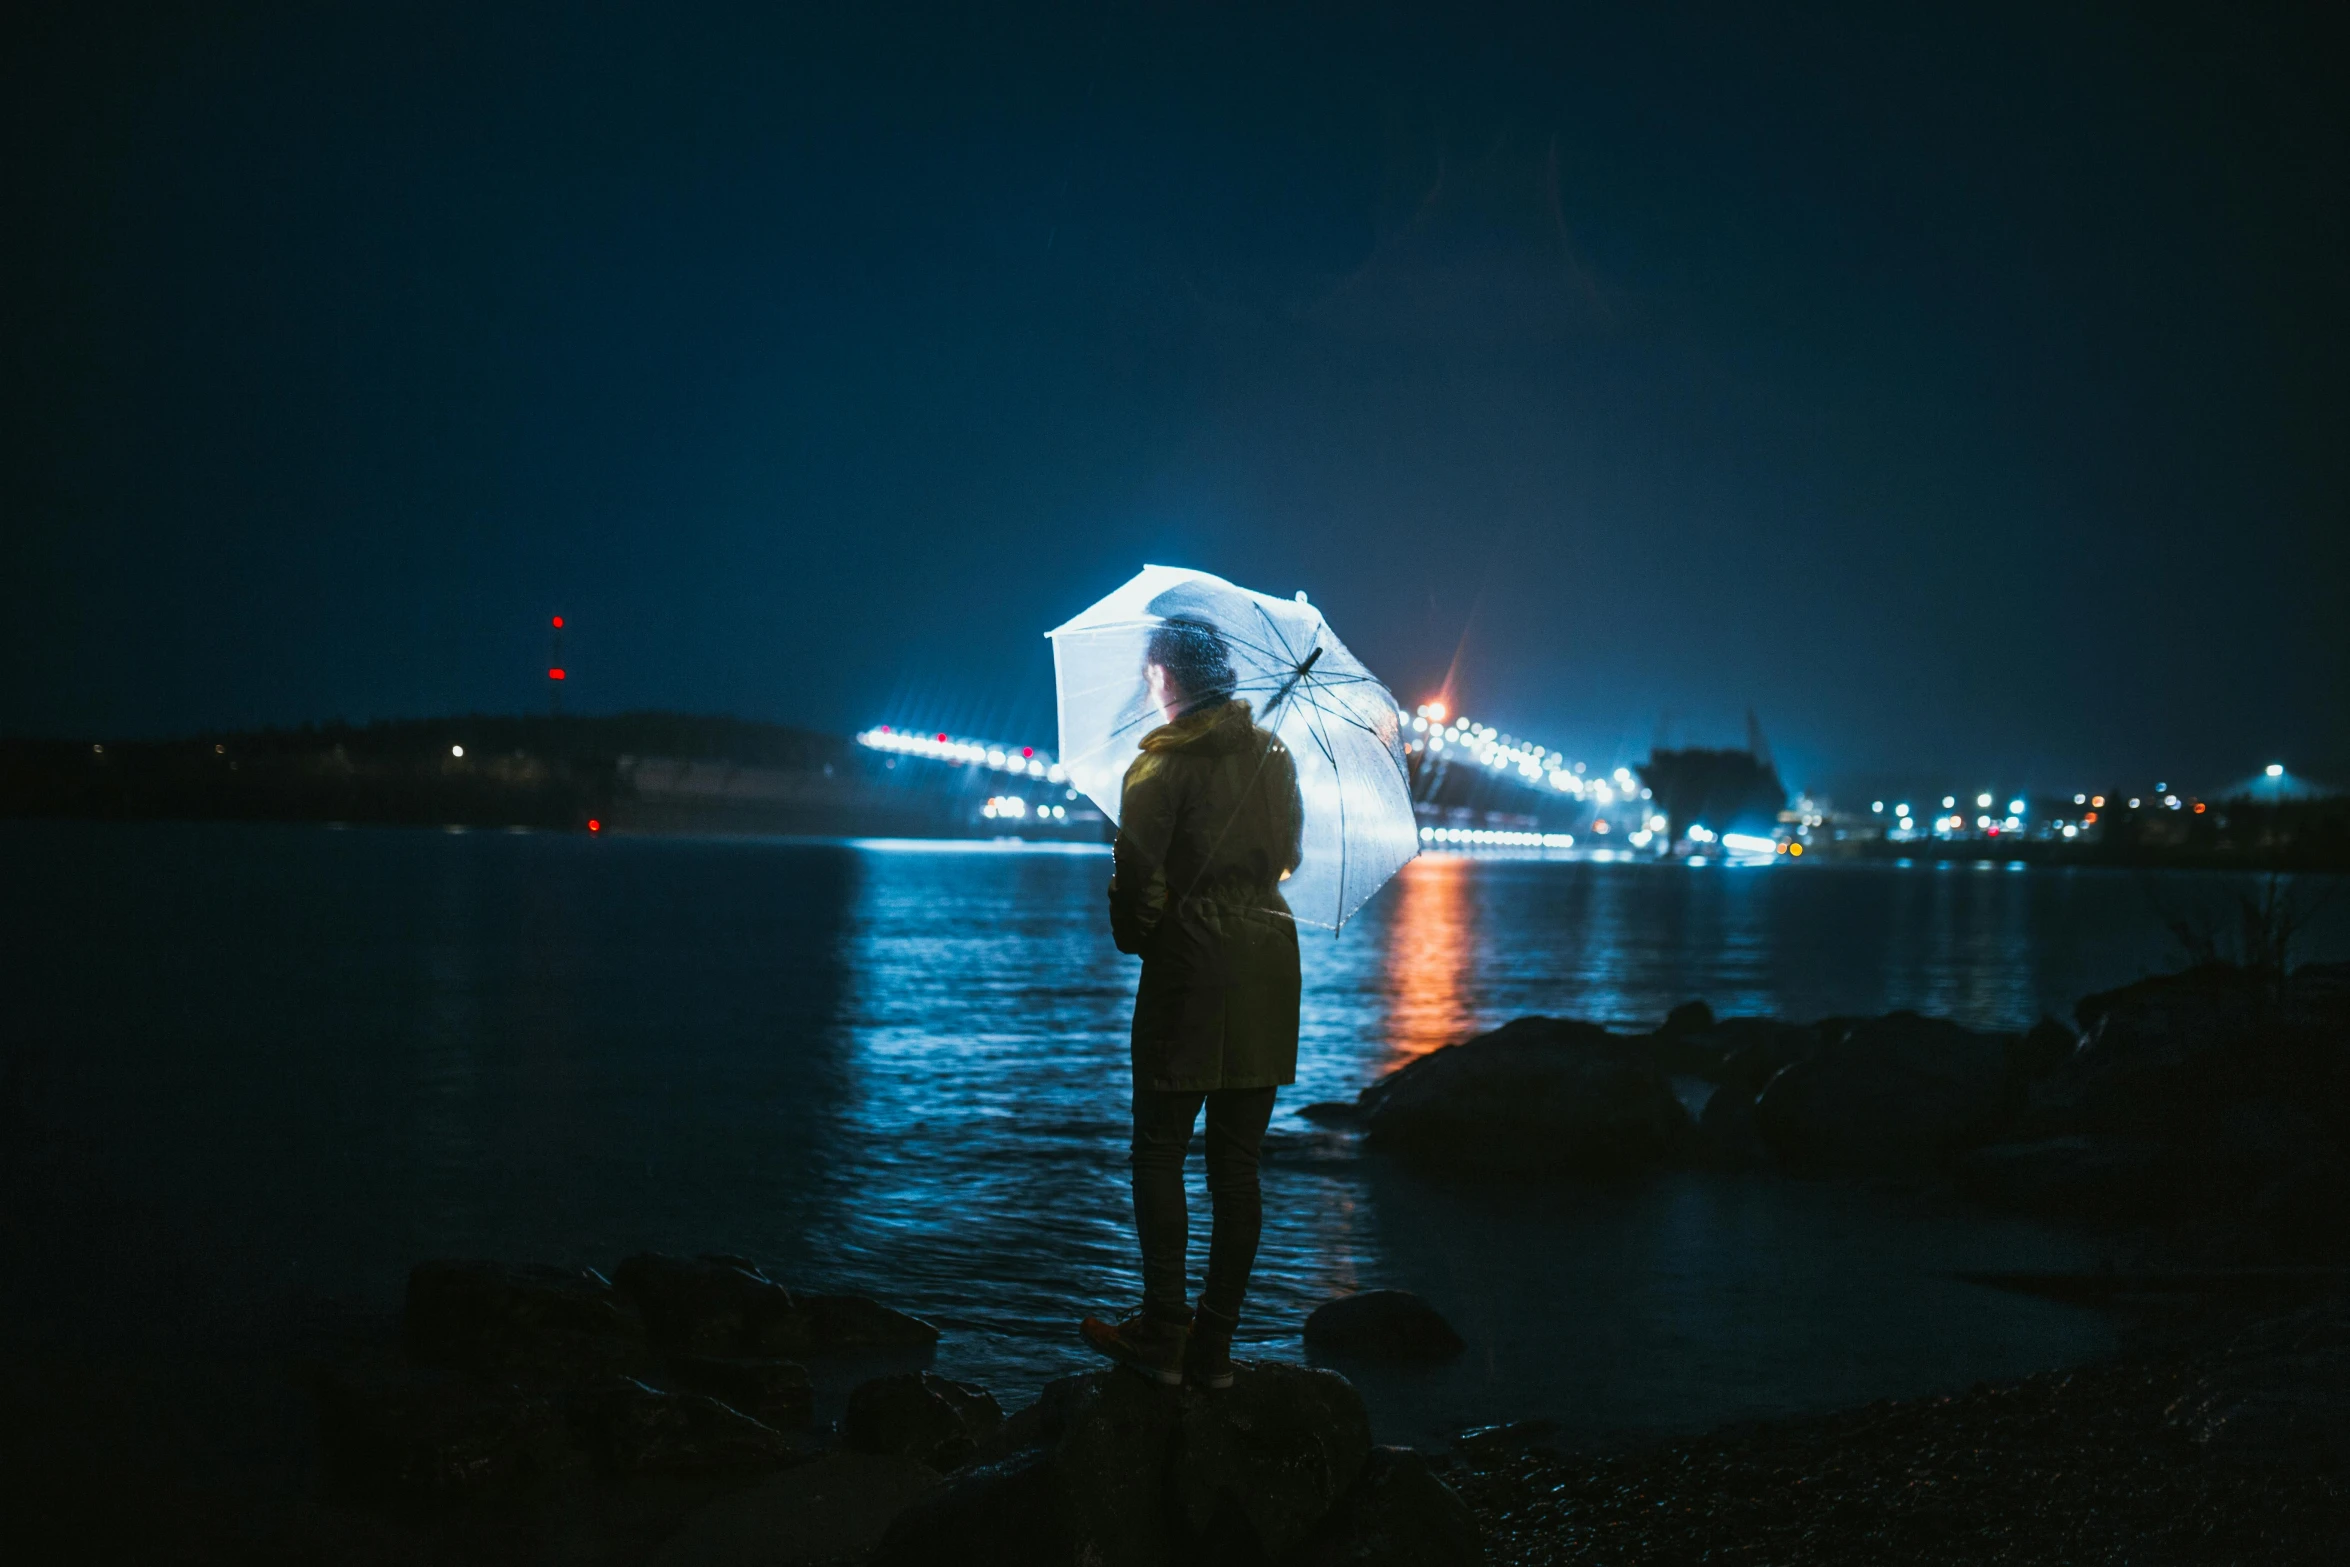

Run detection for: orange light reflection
[[1379, 854, 1476, 1071]]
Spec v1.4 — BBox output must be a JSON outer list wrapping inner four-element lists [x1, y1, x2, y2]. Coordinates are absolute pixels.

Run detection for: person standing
[[1080, 617, 1304, 1389]]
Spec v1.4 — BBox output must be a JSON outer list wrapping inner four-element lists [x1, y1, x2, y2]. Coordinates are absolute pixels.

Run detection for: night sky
[[6, 3, 2344, 797]]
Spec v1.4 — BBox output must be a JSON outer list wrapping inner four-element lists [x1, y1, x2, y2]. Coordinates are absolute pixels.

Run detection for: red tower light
[[587, 818, 601, 832], [552, 615, 564, 629], [1021, 746, 1033, 758], [549, 668, 566, 681]]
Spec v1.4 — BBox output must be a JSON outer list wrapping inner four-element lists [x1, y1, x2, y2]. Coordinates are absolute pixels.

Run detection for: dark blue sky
[[6, 3, 2343, 796]]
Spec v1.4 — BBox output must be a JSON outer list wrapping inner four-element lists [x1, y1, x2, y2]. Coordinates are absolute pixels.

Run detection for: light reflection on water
[[13, 824, 2340, 1445]]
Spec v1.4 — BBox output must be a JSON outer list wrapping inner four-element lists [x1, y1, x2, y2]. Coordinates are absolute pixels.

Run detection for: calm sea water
[[8, 821, 2342, 1447]]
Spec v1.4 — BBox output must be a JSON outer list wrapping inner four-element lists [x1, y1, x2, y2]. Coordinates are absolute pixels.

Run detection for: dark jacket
[[1109, 698, 1306, 1092]]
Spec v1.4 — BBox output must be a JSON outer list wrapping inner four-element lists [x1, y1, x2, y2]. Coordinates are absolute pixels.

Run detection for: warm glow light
[[1425, 700, 1447, 722], [586, 818, 600, 832]]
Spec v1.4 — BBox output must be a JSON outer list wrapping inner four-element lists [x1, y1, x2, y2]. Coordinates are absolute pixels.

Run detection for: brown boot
[[1186, 1308, 1235, 1390], [1079, 1310, 1188, 1386]]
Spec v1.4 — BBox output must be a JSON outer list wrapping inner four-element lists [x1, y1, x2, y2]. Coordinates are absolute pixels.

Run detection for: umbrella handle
[[1262, 645, 1323, 718]]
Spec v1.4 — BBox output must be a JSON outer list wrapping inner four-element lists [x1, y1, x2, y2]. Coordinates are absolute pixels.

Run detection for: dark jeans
[[1132, 1085, 1278, 1327]]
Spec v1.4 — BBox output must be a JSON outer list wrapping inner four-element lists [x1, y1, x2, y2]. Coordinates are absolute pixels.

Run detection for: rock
[[873, 1361, 1372, 1567], [1954, 1136, 2184, 1221], [651, 1449, 944, 1567], [1357, 1017, 1692, 1176], [1753, 1011, 2019, 1173], [1298, 1101, 1363, 1126], [1662, 999, 1715, 1037], [2165, 1299, 2350, 1470], [571, 1378, 803, 1477], [667, 1355, 815, 1429], [1171, 1360, 1371, 1560], [1290, 1446, 1483, 1567], [616, 1253, 807, 1358], [871, 1447, 1072, 1566], [614, 1253, 941, 1358], [1708, 1018, 1820, 1096], [403, 1259, 645, 1381], [2011, 1017, 2079, 1081], [799, 1292, 942, 1349], [1303, 1290, 1465, 1360], [315, 1357, 584, 1501], [844, 1372, 1004, 1470], [1693, 1081, 1769, 1167]]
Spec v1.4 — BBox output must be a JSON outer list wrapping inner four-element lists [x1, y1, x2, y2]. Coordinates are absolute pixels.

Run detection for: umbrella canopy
[[1046, 565, 1418, 930]]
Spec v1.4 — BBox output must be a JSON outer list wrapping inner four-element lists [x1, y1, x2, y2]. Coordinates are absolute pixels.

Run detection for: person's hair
[[1145, 618, 1236, 712]]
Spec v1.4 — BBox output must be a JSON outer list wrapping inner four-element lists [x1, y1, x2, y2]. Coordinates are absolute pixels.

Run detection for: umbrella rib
[[1297, 692, 1351, 930]]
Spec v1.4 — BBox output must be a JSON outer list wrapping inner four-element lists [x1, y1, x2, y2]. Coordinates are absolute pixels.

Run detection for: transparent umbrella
[[1046, 564, 1418, 930]]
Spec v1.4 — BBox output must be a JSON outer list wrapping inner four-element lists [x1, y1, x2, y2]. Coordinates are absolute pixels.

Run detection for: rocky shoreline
[[1308, 958, 2350, 1269], [1451, 1293, 2350, 1564]]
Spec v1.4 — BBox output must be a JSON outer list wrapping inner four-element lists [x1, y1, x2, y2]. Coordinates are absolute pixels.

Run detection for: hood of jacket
[[1138, 698, 1261, 757]]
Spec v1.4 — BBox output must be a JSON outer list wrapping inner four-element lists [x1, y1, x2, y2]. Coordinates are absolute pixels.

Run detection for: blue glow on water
[[10, 822, 2336, 1444]]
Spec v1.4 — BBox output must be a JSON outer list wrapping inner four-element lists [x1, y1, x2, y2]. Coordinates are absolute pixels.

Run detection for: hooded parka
[[1109, 698, 1305, 1091]]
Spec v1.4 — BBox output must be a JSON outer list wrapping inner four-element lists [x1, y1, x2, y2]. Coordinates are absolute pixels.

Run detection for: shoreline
[[1452, 1293, 2349, 1564]]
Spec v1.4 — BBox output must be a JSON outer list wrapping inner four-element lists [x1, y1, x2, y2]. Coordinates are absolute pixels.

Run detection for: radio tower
[[549, 615, 566, 718]]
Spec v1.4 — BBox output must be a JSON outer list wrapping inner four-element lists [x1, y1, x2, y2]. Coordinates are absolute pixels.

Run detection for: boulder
[[871, 1447, 1072, 1566], [2011, 1017, 2079, 1081], [1753, 1011, 2019, 1173], [872, 1362, 1372, 1567], [650, 1450, 944, 1567], [1662, 999, 1716, 1037], [614, 1253, 941, 1358], [1693, 1082, 1769, 1167], [616, 1253, 806, 1358], [315, 1357, 583, 1501], [1303, 1291, 1465, 1360], [1708, 1018, 1820, 1097], [1298, 1101, 1364, 1126], [1290, 1446, 1484, 1567], [1358, 1017, 1692, 1176], [844, 1372, 1005, 1470], [570, 1378, 803, 1477], [667, 1355, 815, 1429], [1171, 1361, 1372, 1560], [799, 1291, 943, 1349], [403, 1259, 645, 1382]]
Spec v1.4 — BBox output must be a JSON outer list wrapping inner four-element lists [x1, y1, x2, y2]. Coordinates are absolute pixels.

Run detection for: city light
[[1942, 796, 1956, 808], [1871, 801, 1884, 813], [1721, 832, 1779, 855], [2008, 799, 2026, 815], [1976, 792, 1993, 808], [2267, 763, 2285, 777], [861, 726, 1058, 779], [1418, 826, 1573, 849]]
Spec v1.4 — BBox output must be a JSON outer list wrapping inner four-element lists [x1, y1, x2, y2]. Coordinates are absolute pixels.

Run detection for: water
[[8, 821, 2340, 1448]]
